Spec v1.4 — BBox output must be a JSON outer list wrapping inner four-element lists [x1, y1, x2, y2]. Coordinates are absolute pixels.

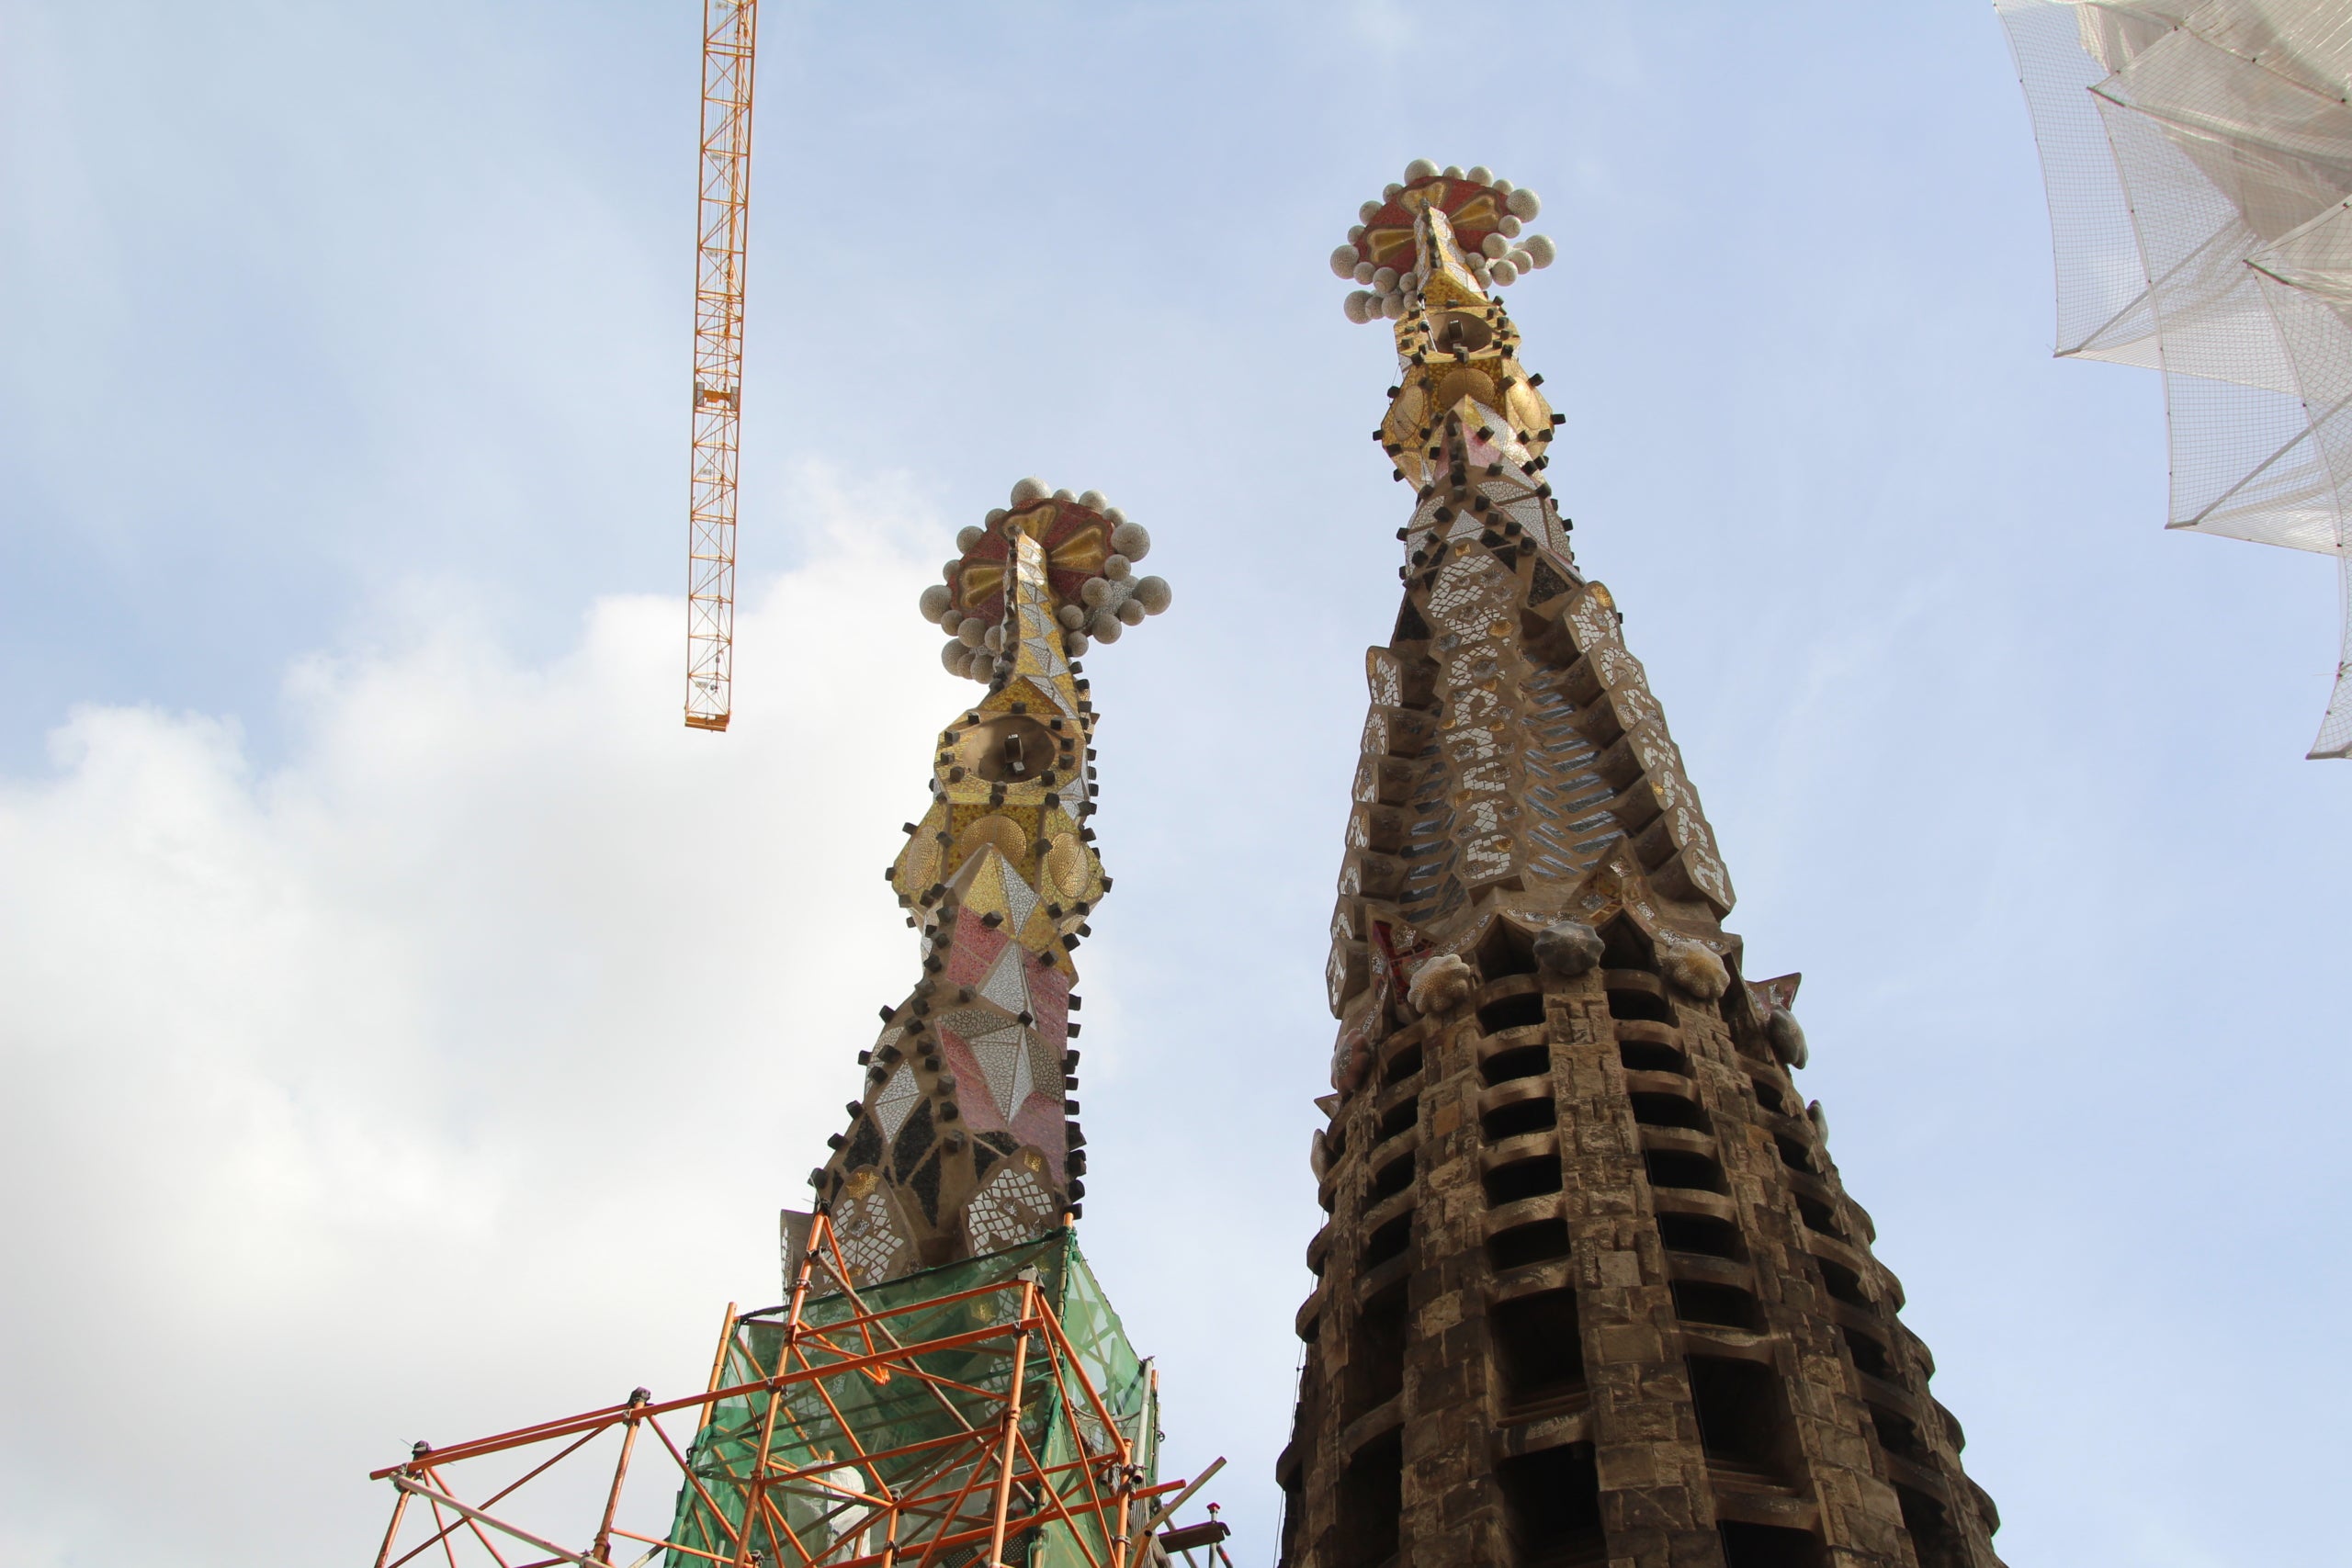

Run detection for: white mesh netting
[[1997, 0, 2352, 757]]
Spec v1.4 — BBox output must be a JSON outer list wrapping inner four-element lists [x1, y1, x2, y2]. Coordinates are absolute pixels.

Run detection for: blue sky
[[2, 3, 2346, 1564]]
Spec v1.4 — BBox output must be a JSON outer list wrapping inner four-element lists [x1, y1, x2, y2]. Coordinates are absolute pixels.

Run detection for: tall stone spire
[[1281, 164, 2005, 1568], [794, 479, 1170, 1290]]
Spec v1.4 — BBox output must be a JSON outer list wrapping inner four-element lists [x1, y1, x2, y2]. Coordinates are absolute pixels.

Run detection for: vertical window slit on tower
[[1497, 1443, 1604, 1567], [1643, 1148, 1728, 1195], [1328, 1428, 1402, 1568], [1687, 1356, 1797, 1483], [1717, 1520, 1828, 1568], [1476, 989, 1546, 1034], [1618, 1037, 1690, 1076], [1629, 1091, 1709, 1133], [1363, 1213, 1412, 1270], [1604, 984, 1675, 1023], [1793, 1193, 1843, 1237], [1668, 1280, 1764, 1332], [1487, 1217, 1572, 1271], [1481, 1094, 1557, 1143], [1895, 1484, 1971, 1568], [1657, 1210, 1744, 1261], [1482, 1154, 1565, 1208], [1869, 1402, 1930, 1463], [1345, 1282, 1408, 1420], [1817, 1258, 1872, 1309], [1480, 1043, 1551, 1087], [1380, 1042, 1424, 1088], [1492, 1287, 1587, 1409], [1840, 1324, 1893, 1379]]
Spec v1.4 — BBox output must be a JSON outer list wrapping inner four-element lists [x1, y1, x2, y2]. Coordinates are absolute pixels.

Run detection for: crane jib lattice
[[684, 0, 757, 733]]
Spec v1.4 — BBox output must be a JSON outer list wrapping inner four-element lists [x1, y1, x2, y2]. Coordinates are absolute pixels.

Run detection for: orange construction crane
[[684, 0, 758, 731]]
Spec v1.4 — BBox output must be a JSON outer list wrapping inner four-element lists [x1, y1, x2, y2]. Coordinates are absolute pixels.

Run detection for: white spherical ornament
[[1481, 233, 1509, 260], [1441, 164, 1461, 180], [1523, 233, 1556, 267], [1330, 245, 1360, 278], [1489, 259, 1519, 286], [1382, 292, 1406, 321], [1383, 182, 1403, 200], [1467, 164, 1494, 186], [1498, 214, 1522, 238], [982, 624, 1003, 653], [1352, 261, 1374, 285], [956, 525, 985, 552], [1078, 489, 1107, 511], [919, 584, 952, 622], [1109, 521, 1150, 559], [1057, 603, 1086, 629], [1089, 613, 1123, 643], [1493, 178, 1514, 195], [941, 641, 967, 674], [1102, 506, 1126, 527], [1372, 266, 1397, 292], [1359, 199, 1383, 223], [939, 610, 964, 637], [1342, 292, 1373, 324], [1508, 248, 1533, 273], [1080, 576, 1114, 608], [1348, 223, 1366, 243], [1404, 158, 1438, 181], [1507, 188, 1541, 220], [1065, 631, 1089, 656], [957, 620, 987, 649], [969, 649, 995, 679], [1115, 597, 1146, 626], [1132, 575, 1172, 615], [1010, 477, 1050, 506], [1051, 488, 1074, 504], [984, 507, 1008, 525], [1104, 553, 1133, 581]]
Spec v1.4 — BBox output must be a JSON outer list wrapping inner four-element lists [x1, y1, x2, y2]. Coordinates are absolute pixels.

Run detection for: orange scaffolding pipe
[[365, 1214, 1209, 1568]]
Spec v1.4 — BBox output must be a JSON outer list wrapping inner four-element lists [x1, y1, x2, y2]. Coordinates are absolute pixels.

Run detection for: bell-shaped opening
[[1344, 1280, 1408, 1422]]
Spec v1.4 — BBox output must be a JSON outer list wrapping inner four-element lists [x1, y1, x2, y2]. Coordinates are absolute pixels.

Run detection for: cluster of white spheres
[[1329, 161, 1555, 323], [917, 477, 1173, 682]]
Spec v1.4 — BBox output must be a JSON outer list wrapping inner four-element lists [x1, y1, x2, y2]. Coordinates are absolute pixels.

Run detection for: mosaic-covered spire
[[1280, 166, 2006, 1568], [797, 480, 1170, 1291]]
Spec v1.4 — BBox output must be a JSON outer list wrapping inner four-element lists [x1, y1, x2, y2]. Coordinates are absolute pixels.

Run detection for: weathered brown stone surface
[[1280, 196, 2004, 1568]]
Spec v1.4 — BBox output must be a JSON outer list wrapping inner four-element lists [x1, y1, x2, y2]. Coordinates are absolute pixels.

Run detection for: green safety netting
[[666, 1233, 1156, 1568]]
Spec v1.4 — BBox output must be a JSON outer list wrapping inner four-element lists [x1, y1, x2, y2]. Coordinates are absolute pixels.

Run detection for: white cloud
[[0, 466, 957, 1565]]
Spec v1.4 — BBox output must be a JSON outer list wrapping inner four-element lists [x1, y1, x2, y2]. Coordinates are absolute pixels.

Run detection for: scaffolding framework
[[684, 0, 757, 732], [368, 1218, 1218, 1568]]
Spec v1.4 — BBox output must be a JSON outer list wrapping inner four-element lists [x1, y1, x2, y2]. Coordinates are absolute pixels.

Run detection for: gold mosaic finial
[[917, 479, 1170, 680], [1328, 160, 1557, 323]]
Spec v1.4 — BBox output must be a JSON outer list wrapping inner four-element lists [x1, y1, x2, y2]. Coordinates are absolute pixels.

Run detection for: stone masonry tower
[[1276, 163, 2006, 1568]]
